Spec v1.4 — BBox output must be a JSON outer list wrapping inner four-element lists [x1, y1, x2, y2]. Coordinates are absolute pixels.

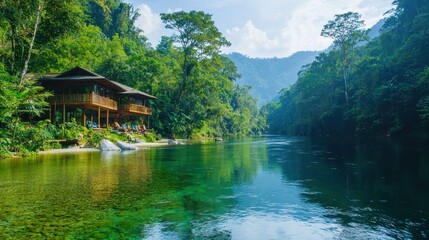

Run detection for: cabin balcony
[[119, 103, 152, 115], [50, 93, 118, 110]]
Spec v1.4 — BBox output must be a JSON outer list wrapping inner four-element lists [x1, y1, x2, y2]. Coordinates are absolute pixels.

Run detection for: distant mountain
[[368, 19, 385, 39], [227, 51, 320, 106], [227, 20, 385, 106]]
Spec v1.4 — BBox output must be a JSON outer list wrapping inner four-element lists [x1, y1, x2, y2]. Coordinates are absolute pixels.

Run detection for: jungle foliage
[[0, 0, 264, 156], [265, 0, 429, 137]]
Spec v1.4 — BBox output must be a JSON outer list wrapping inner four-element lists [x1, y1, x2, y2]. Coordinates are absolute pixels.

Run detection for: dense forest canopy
[[0, 0, 265, 155], [265, 0, 429, 137], [225, 20, 384, 107], [1, 0, 428, 157]]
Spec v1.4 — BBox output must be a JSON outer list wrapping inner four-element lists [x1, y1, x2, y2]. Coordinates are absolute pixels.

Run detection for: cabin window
[[84, 86, 91, 94], [69, 86, 86, 94], [119, 97, 128, 104], [95, 85, 105, 97]]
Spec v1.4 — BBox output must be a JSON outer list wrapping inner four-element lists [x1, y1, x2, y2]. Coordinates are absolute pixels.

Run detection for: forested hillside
[[0, 0, 265, 156], [227, 20, 385, 107], [227, 51, 320, 105], [265, 0, 429, 137]]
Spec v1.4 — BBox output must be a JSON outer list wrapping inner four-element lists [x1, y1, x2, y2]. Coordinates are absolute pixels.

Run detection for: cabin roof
[[111, 81, 157, 99], [40, 66, 157, 99], [56, 66, 103, 78], [40, 67, 125, 92]]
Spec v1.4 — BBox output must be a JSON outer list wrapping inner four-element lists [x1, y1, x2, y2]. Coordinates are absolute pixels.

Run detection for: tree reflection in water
[[0, 136, 427, 239]]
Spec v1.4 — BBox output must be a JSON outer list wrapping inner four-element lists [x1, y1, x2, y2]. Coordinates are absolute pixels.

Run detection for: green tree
[[32, 25, 110, 72], [0, 75, 51, 154], [160, 11, 230, 106], [0, 0, 40, 76], [160, 11, 231, 136], [321, 12, 366, 106], [85, 0, 143, 41], [267, 0, 429, 137], [156, 36, 174, 55], [0, 0, 84, 82]]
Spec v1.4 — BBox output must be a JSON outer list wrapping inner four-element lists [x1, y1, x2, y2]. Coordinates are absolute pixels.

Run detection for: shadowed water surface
[[0, 136, 428, 239]]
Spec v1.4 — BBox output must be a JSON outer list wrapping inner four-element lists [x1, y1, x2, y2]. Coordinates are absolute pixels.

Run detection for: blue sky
[[126, 0, 393, 58]]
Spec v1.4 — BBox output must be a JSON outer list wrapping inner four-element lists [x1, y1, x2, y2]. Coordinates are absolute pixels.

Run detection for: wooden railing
[[50, 93, 117, 110], [119, 103, 152, 115], [91, 94, 117, 109]]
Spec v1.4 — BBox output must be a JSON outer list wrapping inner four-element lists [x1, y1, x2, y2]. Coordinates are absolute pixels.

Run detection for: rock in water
[[99, 139, 121, 151], [168, 139, 178, 145], [215, 137, 223, 142], [116, 141, 137, 150]]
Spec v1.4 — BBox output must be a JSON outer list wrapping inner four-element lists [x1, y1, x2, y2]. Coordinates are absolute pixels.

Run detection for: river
[[0, 136, 428, 239]]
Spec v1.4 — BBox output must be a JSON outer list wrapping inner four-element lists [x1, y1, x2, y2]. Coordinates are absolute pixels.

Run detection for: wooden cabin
[[39, 66, 157, 129]]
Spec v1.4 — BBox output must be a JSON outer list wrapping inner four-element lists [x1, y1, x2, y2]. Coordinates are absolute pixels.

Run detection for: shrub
[[59, 118, 85, 140], [6, 120, 57, 155], [85, 129, 105, 147], [105, 130, 128, 143], [142, 133, 156, 143], [0, 134, 11, 157]]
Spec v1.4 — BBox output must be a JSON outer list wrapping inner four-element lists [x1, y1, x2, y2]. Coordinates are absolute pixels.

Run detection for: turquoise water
[[0, 136, 428, 239]]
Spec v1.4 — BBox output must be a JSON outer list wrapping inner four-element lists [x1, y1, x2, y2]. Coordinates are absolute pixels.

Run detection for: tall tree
[[267, 1, 429, 137], [0, 0, 39, 76], [160, 11, 230, 107], [0, 0, 84, 81], [19, 0, 42, 85], [321, 12, 366, 105], [160, 11, 231, 136]]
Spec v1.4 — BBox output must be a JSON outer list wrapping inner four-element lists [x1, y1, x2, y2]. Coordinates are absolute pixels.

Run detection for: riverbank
[[38, 141, 169, 154]]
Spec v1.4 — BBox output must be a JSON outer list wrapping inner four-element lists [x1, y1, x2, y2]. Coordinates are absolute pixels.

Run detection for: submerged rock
[[99, 139, 121, 151], [116, 141, 137, 151]]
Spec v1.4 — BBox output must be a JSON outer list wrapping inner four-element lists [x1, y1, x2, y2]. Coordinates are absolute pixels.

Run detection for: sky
[[126, 0, 394, 58]]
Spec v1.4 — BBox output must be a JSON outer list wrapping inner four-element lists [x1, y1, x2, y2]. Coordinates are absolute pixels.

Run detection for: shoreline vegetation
[[38, 141, 169, 155], [0, 0, 265, 158], [264, 1, 429, 137], [2, 0, 428, 158], [0, 117, 226, 158]]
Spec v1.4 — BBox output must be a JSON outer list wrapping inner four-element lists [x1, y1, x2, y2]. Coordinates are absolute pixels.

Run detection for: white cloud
[[281, 0, 392, 53], [135, 4, 163, 46], [281, 0, 342, 56], [223, 0, 392, 58], [225, 20, 280, 58], [131, 0, 392, 57], [356, 0, 394, 27]]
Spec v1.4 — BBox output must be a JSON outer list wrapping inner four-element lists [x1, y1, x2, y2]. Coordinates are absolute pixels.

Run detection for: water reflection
[[265, 136, 429, 239], [0, 136, 428, 239]]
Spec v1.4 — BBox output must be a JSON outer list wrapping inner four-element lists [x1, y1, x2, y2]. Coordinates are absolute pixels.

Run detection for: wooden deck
[[50, 93, 118, 110], [119, 103, 152, 115]]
